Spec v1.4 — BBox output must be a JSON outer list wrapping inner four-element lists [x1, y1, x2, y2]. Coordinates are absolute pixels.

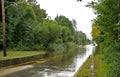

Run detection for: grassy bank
[[0, 51, 46, 60], [76, 54, 107, 77], [94, 54, 108, 77], [0, 51, 46, 68], [76, 56, 92, 77]]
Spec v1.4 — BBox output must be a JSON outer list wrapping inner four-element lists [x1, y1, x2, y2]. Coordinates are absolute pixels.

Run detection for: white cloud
[[37, 0, 96, 39]]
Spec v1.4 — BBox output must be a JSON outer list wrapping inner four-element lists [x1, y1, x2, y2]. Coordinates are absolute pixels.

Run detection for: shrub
[[31, 44, 44, 51], [48, 43, 65, 53]]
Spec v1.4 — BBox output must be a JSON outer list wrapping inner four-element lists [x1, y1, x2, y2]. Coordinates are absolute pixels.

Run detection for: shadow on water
[[2, 44, 95, 77]]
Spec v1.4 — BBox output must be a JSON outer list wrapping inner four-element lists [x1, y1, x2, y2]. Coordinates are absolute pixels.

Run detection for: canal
[[1, 44, 95, 77]]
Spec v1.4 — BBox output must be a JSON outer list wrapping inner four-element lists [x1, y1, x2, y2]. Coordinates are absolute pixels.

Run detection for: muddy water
[[1, 44, 95, 77]]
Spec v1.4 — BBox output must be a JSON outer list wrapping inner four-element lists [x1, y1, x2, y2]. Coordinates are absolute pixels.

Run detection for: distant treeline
[[0, 0, 89, 51]]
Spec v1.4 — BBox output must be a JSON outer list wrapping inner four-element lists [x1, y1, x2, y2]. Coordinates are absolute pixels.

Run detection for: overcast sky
[[37, 0, 96, 39]]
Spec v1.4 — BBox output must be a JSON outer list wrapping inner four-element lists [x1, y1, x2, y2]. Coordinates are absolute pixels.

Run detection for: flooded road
[[1, 44, 95, 77]]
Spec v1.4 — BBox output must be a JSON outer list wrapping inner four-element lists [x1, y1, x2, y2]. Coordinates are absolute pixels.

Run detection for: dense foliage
[[90, 0, 120, 77], [0, 0, 88, 53]]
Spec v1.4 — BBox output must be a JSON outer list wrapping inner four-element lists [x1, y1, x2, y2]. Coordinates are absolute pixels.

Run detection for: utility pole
[[1, 0, 7, 56], [118, 0, 120, 40]]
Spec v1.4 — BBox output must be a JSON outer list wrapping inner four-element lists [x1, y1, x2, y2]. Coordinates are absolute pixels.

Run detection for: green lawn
[[76, 54, 108, 77], [0, 51, 46, 60]]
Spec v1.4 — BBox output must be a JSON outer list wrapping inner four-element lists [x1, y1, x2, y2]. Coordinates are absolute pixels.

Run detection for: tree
[[55, 15, 74, 34], [76, 31, 88, 45], [14, 6, 36, 47], [91, 22, 100, 42], [4, 0, 47, 50], [40, 19, 62, 49], [27, 0, 47, 23], [89, 0, 120, 76], [72, 19, 77, 31], [6, 1, 26, 47]]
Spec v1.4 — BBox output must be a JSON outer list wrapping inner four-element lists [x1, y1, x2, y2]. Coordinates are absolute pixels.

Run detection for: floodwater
[[1, 44, 95, 77]]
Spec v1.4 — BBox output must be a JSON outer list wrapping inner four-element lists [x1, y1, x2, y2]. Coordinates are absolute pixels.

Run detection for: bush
[[66, 42, 76, 48], [55, 39, 63, 44], [47, 42, 77, 55], [64, 42, 76, 52], [12, 45, 30, 51], [48, 43, 65, 53], [31, 44, 44, 51]]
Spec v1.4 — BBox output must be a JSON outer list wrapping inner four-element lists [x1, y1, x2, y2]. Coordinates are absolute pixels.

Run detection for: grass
[[76, 56, 92, 77], [94, 54, 108, 77], [76, 54, 108, 77], [0, 51, 46, 60]]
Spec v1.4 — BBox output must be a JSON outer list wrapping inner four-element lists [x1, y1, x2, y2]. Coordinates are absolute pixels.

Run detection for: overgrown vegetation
[[94, 54, 108, 77], [89, 0, 120, 76], [0, 0, 89, 54], [76, 54, 107, 77]]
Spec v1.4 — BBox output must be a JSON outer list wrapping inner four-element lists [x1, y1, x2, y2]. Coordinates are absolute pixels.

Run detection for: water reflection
[[2, 44, 95, 77]]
